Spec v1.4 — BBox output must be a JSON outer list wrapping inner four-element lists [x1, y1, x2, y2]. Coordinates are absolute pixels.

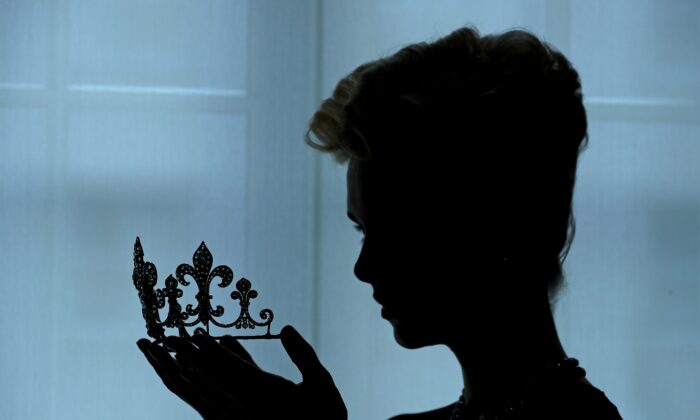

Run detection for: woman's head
[[307, 27, 588, 348]]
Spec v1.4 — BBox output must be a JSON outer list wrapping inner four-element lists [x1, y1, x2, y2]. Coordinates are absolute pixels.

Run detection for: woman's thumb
[[281, 325, 329, 383], [281, 325, 348, 419]]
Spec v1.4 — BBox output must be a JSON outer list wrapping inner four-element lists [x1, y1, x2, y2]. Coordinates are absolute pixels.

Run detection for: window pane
[[374, 0, 547, 49], [321, 0, 547, 95], [560, 121, 700, 420], [0, 107, 52, 420], [67, 0, 248, 90], [571, 0, 700, 99], [51, 109, 247, 418], [0, 0, 51, 86]]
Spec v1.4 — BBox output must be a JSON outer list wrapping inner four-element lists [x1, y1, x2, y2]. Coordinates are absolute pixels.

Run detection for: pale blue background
[[1, 1, 698, 419]]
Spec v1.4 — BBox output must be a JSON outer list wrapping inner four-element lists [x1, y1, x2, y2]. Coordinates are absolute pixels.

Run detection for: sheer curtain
[[317, 1, 699, 420], [1, 1, 318, 419], [2, 1, 698, 420]]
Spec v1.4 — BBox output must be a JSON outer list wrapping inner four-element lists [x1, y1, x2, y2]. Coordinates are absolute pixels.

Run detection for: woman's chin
[[388, 317, 441, 349]]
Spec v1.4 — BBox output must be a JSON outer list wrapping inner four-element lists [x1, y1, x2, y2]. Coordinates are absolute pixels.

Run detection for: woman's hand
[[137, 325, 347, 420]]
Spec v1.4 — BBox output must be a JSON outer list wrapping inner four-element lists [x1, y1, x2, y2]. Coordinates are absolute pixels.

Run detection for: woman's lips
[[380, 305, 402, 319], [374, 292, 407, 319]]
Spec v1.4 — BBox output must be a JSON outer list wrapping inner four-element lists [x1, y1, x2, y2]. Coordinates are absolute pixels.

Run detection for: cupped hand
[[137, 325, 347, 420]]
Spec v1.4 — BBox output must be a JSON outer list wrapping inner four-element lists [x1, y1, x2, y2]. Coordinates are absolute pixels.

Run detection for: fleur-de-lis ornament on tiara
[[132, 237, 279, 342]]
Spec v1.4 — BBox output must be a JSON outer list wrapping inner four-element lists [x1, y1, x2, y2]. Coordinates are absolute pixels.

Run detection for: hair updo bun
[[306, 26, 588, 301]]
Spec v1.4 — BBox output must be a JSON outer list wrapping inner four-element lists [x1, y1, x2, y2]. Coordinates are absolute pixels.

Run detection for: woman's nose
[[353, 242, 372, 284]]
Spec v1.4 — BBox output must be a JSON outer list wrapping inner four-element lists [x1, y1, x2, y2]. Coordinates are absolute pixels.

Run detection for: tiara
[[132, 237, 279, 342]]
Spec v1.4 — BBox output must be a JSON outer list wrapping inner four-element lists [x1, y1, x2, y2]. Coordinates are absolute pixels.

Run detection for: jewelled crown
[[132, 237, 278, 342]]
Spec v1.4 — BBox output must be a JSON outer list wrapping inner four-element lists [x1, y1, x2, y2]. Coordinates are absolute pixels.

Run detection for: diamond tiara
[[132, 237, 279, 342]]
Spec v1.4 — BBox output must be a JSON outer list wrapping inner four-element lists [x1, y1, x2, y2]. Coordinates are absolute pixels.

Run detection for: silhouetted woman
[[138, 27, 623, 419]]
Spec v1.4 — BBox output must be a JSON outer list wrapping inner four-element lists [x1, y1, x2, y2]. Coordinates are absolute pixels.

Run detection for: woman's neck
[[448, 292, 566, 407]]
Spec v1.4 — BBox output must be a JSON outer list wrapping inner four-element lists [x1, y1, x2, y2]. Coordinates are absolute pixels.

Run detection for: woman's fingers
[[280, 325, 331, 383], [138, 340, 221, 419], [150, 340, 251, 419], [137, 339, 178, 393], [189, 334, 262, 378], [177, 365, 252, 419], [163, 336, 200, 360], [219, 335, 257, 366], [141, 331, 345, 420], [186, 333, 295, 405], [280, 325, 347, 419]]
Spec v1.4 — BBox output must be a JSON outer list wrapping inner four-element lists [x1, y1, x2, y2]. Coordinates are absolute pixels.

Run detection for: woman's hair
[[306, 27, 588, 301]]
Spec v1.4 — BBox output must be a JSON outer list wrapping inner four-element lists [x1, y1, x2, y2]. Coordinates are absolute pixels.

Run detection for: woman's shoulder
[[388, 403, 455, 420], [529, 378, 624, 420], [388, 380, 623, 420]]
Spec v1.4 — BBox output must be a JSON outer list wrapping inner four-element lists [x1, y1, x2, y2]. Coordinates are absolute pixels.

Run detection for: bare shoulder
[[388, 403, 455, 420]]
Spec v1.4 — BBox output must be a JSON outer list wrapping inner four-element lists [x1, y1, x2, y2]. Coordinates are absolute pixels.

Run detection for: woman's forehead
[[346, 159, 369, 211], [347, 157, 422, 209], [347, 159, 386, 214], [348, 155, 409, 181]]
